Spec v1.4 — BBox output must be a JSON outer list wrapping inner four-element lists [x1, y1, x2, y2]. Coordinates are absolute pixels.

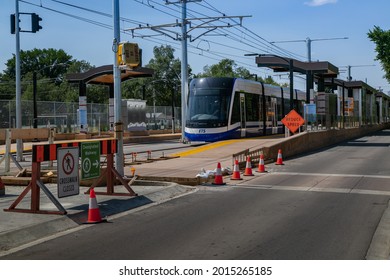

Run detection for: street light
[[245, 53, 295, 111]]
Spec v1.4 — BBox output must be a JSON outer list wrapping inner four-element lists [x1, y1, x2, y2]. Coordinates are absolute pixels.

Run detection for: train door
[[240, 93, 246, 137], [270, 97, 278, 133]]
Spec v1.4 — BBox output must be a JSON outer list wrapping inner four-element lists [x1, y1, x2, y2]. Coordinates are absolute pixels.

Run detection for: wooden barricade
[[232, 148, 265, 169], [4, 139, 137, 215], [0, 128, 54, 173]]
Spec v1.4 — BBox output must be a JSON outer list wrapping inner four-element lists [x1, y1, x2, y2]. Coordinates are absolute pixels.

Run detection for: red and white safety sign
[[57, 147, 79, 198]]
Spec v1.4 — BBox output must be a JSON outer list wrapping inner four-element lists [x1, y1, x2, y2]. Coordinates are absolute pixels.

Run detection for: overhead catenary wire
[[18, 0, 304, 83], [128, 0, 303, 65], [22, 0, 293, 61]]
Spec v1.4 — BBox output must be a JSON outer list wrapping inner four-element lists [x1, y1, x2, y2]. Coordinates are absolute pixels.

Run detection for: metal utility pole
[[339, 64, 375, 81], [127, 0, 249, 143], [270, 37, 348, 62], [14, 0, 24, 161], [113, 0, 124, 175], [180, 0, 189, 142]]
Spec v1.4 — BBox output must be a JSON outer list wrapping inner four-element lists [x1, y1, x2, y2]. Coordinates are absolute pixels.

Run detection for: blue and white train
[[184, 77, 306, 142]]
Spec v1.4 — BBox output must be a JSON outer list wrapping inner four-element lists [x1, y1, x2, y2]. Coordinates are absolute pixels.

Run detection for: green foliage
[[0, 45, 287, 106], [122, 45, 185, 107], [368, 26, 390, 83], [261, 75, 281, 86], [196, 58, 283, 86], [0, 48, 100, 103], [200, 59, 236, 77], [3, 48, 72, 80]]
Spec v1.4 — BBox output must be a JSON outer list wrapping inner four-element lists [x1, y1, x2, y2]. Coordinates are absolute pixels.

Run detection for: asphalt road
[[2, 130, 390, 260]]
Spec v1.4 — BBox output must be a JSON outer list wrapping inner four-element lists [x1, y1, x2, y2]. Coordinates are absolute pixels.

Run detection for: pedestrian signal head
[[117, 42, 140, 68]]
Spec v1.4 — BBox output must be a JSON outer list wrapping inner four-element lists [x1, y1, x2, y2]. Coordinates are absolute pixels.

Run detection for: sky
[[1, 0, 390, 93]]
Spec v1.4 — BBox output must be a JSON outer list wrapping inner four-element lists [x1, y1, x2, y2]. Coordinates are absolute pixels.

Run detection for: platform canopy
[[65, 64, 154, 133], [324, 78, 378, 92], [255, 56, 339, 79], [66, 64, 154, 85]]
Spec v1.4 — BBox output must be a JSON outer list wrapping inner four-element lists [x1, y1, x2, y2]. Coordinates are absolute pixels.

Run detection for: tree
[[197, 58, 286, 87], [199, 58, 236, 77], [368, 26, 390, 83], [0, 48, 104, 103], [197, 58, 260, 80], [147, 45, 184, 106], [122, 45, 186, 107], [262, 75, 281, 86], [3, 48, 72, 81]]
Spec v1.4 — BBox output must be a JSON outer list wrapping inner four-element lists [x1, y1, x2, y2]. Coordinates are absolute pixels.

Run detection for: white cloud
[[304, 0, 338, 6]]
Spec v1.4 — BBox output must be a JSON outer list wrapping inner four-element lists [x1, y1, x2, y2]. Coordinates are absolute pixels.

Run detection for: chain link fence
[[1, 99, 374, 134], [0, 100, 181, 133]]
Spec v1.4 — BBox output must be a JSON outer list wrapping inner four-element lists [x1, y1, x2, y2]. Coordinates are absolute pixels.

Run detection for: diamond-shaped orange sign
[[281, 109, 305, 134]]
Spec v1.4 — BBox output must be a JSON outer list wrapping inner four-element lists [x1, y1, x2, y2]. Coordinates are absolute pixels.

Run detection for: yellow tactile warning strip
[[171, 139, 242, 157], [171, 134, 285, 157]]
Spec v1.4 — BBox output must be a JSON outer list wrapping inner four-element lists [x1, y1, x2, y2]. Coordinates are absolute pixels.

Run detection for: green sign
[[81, 142, 100, 180]]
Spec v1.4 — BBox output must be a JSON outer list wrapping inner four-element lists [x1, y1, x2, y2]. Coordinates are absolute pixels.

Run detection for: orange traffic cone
[[231, 159, 243, 180], [243, 156, 254, 176], [275, 149, 284, 165], [257, 154, 267, 173], [86, 188, 105, 224], [212, 162, 226, 185]]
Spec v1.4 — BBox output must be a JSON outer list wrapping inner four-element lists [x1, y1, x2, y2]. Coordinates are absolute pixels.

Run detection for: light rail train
[[184, 77, 306, 142]]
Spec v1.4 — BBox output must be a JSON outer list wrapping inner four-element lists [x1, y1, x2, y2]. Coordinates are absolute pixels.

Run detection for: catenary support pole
[[15, 0, 23, 161], [113, 0, 124, 175], [181, 0, 188, 143]]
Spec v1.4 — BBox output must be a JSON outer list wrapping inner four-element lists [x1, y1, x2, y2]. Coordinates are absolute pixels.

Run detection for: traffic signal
[[31, 13, 42, 33], [10, 14, 20, 34]]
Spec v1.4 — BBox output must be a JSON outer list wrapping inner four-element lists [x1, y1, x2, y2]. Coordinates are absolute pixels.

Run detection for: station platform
[[0, 132, 285, 180], [132, 136, 285, 183]]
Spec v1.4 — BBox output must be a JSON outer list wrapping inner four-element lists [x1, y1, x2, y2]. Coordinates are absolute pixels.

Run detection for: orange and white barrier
[[212, 162, 226, 185], [231, 159, 243, 180], [275, 149, 284, 165], [243, 156, 254, 176], [86, 188, 105, 224], [257, 154, 266, 173]]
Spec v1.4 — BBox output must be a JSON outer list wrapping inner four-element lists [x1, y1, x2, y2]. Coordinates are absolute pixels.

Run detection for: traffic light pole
[[180, 0, 188, 143], [113, 0, 124, 176], [15, 0, 23, 161]]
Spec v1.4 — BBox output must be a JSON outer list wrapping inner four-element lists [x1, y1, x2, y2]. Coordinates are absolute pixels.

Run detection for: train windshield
[[187, 79, 232, 127]]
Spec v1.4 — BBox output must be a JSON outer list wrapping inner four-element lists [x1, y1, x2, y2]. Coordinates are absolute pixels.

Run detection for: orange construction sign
[[281, 109, 305, 134]]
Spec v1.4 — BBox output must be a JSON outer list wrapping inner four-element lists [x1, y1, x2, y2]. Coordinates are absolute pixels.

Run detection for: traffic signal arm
[[10, 13, 42, 34]]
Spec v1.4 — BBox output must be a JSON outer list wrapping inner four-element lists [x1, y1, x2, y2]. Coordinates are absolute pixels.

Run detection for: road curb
[[366, 200, 390, 260]]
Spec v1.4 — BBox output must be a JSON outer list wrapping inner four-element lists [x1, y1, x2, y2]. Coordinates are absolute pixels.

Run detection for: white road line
[[235, 184, 390, 196], [269, 171, 390, 179]]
